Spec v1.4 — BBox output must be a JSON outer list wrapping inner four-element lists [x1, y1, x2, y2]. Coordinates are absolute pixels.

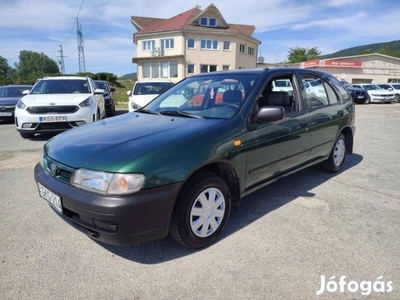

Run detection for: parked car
[[94, 80, 116, 117], [34, 68, 355, 249], [340, 81, 369, 104], [376, 83, 400, 102], [127, 80, 174, 112], [0, 85, 32, 122], [15, 76, 106, 139], [352, 83, 394, 103]]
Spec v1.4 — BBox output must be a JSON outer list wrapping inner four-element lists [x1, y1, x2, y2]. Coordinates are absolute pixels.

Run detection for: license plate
[[39, 116, 67, 122], [38, 182, 62, 213], [357, 96, 365, 99], [0, 112, 12, 116]]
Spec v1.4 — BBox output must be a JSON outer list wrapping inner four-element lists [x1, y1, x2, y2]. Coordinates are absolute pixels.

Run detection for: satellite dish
[[257, 56, 265, 63]]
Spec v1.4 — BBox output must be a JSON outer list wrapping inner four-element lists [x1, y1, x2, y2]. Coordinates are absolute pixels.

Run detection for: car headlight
[[71, 169, 145, 195], [79, 97, 93, 107], [16, 99, 26, 109]]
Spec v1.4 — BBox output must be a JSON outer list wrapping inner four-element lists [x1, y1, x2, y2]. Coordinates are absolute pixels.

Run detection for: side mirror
[[253, 106, 285, 123], [110, 88, 115, 92], [127, 90, 132, 96], [94, 88, 105, 95]]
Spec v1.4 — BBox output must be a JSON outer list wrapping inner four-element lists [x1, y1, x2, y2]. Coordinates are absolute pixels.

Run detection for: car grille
[[42, 154, 74, 184], [27, 105, 79, 114]]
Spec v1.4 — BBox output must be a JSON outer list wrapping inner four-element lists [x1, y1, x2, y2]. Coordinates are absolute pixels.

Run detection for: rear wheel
[[322, 133, 346, 172], [170, 172, 232, 249]]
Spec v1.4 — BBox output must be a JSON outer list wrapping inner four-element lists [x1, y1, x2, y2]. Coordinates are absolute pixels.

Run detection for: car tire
[[169, 172, 232, 249], [322, 133, 346, 173], [365, 95, 371, 104], [20, 132, 34, 139], [395, 93, 400, 103], [108, 103, 116, 117]]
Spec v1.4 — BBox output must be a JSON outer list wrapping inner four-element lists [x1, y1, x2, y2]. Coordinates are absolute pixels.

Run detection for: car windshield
[[391, 84, 400, 89], [144, 73, 259, 119], [133, 82, 174, 95], [95, 81, 108, 90], [30, 79, 91, 94], [362, 84, 381, 90], [0, 86, 30, 97]]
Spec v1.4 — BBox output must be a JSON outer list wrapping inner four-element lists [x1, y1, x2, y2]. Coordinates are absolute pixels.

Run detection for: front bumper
[[34, 163, 182, 245], [369, 95, 395, 103]]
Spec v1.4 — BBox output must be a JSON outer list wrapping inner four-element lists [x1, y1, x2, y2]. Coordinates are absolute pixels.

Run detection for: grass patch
[[112, 79, 135, 109]]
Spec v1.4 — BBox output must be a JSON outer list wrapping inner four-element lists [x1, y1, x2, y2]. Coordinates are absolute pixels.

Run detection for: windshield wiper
[[136, 109, 160, 115], [159, 110, 203, 119]]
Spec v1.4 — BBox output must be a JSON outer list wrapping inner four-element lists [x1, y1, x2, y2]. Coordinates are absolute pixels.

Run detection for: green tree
[[0, 56, 13, 85], [14, 51, 60, 84], [287, 46, 321, 63]]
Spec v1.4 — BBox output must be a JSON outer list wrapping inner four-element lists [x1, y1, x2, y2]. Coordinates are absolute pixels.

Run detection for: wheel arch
[[340, 126, 354, 155], [177, 162, 241, 210]]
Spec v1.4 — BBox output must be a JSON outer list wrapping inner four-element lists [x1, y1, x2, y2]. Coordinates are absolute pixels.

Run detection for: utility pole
[[76, 18, 86, 73], [57, 45, 66, 74]]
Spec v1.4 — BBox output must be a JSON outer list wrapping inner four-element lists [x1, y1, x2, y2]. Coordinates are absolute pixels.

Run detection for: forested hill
[[320, 40, 400, 59]]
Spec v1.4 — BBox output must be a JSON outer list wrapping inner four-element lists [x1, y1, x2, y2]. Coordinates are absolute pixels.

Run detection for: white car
[[15, 76, 106, 139], [376, 83, 400, 102], [127, 80, 174, 112], [352, 83, 395, 103]]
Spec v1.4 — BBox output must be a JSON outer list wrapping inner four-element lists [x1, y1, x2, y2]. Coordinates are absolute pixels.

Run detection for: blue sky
[[1, 0, 399, 77]]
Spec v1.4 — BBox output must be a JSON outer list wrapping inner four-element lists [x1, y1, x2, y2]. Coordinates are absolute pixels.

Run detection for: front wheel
[[322, 133, 346, 172], [20, 132, 34, 139], [170, 172, 232, 249]]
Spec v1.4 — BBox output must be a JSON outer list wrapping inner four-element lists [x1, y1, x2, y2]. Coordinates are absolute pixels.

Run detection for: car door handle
[[338, 110, 344, 116], [299, 119, 308, 128]]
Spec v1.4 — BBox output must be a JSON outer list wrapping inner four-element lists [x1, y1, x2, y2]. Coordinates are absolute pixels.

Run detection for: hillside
[[320, 40, 400, 59]]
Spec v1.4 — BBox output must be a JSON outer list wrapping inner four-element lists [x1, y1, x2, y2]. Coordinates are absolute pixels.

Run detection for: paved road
[[0, 105, 399, 299]]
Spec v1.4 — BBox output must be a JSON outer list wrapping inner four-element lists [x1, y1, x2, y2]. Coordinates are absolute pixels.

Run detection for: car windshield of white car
[[134, 82, 174, 95], [30, 79, 90, 94]]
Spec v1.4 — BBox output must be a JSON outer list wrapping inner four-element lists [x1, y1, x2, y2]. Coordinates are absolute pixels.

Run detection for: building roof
[[131, 4, 257, 39]]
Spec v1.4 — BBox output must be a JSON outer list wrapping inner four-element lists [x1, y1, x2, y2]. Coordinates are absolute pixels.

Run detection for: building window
[[223, 40, 231, 51], [201, 39, 218, 50], [222, 65, 229, 71], [160, 38, 174, 50], [143, 61, 177, 78], [187, 38, 195, 49], [161, 62, 169, 78], [143, 62, 151, 78], [187, 64, 195, 74], [247, 47, 255, 56], [151, 62, 159, 78], [142, 40, 155, 51], [239, 44, 246, 54], [200, 64, 217, 73], [200, 17, 217, 27]]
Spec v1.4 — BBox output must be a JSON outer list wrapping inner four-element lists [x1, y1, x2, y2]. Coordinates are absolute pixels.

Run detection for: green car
[[34, 68, 355, 249]]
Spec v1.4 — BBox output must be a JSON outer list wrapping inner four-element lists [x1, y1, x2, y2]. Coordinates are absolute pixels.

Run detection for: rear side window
[[328, 76, 351, 103]]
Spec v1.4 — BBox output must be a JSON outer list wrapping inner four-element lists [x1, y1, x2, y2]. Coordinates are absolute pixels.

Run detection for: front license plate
[[39, 116, 67, 122], [0, 112, 12, 116], [357, 96, 364, 99], [38, 182, 62, 213]]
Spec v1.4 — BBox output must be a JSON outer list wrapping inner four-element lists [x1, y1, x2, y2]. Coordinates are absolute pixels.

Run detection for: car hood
[[0, 96, 22, 105], [367, 89, 393, 94], [22, 94, 90, 105], [45, 112, 224, 172]]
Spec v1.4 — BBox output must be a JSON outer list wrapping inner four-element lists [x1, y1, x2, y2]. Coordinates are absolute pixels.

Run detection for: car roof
[[42, 76, 88, 81]]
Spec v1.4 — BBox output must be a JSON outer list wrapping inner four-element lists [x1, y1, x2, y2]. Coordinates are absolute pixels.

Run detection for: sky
[[1, 0, 399, 77]]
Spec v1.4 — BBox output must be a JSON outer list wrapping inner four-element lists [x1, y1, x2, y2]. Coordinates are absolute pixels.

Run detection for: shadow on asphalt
[[97, 153, 363, 263]]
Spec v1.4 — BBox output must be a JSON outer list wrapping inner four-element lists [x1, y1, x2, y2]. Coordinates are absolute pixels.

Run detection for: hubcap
[[190, 187, 225, 238], [333, 138, 346, 167]]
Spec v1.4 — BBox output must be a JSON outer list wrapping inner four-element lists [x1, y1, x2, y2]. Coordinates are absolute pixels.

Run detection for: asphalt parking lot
[[0, 105, 399, 300]]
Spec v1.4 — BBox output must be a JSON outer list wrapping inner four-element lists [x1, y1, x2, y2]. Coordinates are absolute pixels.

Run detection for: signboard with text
[[299, 59, 362, 68]]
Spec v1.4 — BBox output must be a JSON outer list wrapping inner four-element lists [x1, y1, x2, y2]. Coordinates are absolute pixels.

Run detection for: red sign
[[299, 59, 362, 68]]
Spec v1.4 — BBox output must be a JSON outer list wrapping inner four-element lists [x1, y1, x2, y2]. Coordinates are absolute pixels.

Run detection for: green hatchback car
[[34, 68, 355, 249]]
